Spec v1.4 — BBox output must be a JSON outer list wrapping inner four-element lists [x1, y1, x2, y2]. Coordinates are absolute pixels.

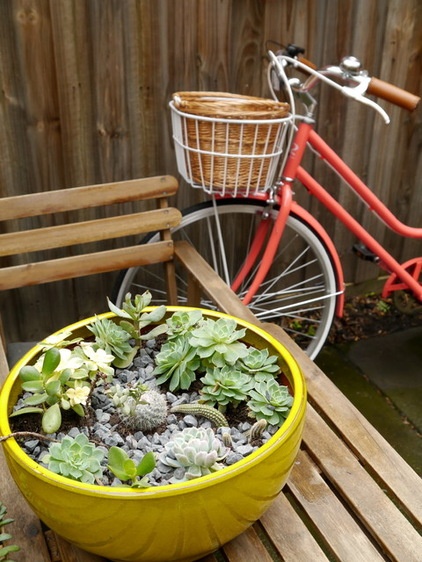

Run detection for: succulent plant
[[107, 292, 168, 344], [165, 309, 203, 340], [200, 365, 254, 409], [248, 379, 293, 426], [160, 427, 228, 481], [238, 348, 280, 381], [107, 447, 155, 488], [125, 389, 168, 432], [88, 317, 137, 368], [12, 347, 84, 433], [189, 317, 249, 367], [0, 501, 20, 561], [42, 433, 106, 484], [153, 335, 200, 391], [170, 402, 228, 427], [247, 419, 268, 442], [107, 383, 168, 432], [106, 380, 147, 410]]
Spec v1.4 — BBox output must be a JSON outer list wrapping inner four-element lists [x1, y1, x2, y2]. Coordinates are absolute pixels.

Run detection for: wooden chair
[[1, 175, 421, 561]]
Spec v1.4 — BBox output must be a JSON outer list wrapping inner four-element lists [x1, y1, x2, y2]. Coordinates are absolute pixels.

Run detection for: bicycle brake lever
[[342, 78, 391, 124]]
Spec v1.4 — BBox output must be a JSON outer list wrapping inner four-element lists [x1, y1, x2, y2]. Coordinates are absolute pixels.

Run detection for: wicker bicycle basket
[[170, 92, 291, 196]]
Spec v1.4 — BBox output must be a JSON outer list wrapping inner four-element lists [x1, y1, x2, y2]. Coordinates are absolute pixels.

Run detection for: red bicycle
[[114, 44, 421, 359]]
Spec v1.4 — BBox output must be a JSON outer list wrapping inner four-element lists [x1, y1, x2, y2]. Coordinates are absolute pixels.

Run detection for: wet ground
[[316, 325, 422, 476]]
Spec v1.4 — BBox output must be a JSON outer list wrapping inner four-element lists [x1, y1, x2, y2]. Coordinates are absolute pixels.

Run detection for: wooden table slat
[[303, 404, 422, 561], [220, 525, 274, 562], [288, 450, 385, 561], [260, 489, 330, 562], [262, 322, 422, 524]]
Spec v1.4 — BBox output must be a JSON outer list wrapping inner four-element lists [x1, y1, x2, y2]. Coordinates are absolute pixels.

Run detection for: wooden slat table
[[1, 243, 421, 561]]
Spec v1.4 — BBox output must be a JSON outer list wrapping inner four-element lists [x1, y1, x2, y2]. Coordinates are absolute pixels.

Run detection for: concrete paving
[[316, 326, 422, 476]]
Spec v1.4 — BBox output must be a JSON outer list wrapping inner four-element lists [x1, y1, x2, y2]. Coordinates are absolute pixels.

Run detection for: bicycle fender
[[291, 201, 345, 317]]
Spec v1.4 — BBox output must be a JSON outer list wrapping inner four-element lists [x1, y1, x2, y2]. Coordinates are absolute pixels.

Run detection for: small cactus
[[170, 402, 228, 427], [108, 383, 168, 432], [247, 419, 268, 442]]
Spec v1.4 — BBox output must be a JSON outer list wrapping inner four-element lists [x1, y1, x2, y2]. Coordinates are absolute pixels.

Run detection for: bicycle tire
[[112, 198, 338, 358]]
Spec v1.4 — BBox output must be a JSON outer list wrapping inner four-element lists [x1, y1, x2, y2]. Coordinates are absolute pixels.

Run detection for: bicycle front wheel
[[113, 199, 338, 358]]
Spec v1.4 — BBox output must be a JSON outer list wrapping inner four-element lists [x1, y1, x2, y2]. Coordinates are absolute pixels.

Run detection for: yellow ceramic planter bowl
[[0, 308, 306, 562]]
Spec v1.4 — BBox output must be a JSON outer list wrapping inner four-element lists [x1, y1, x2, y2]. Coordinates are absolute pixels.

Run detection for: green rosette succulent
[[248, 378, 293, 426], [153, 335, 200, 391], [188, 317, 249, 368], [166, 309, 203, 340], [160, 427, 228, 481], [238, 348, 280, 381], [200, 365, 254, 409], [42, 433, 106, 484]]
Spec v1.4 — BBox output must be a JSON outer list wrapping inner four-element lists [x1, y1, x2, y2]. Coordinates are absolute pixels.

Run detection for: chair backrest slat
[[0, 176, 178, 220], [0, 175, 181, 296], [0, 208, 181, 257], [0, 242, 174, 290]]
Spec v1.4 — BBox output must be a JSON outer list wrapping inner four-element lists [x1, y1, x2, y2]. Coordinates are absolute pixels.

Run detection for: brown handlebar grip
[[368, 77, 420, 111]]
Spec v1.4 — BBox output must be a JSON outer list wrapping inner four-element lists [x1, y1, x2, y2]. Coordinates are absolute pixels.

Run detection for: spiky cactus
[[108, 383, 168, 432]]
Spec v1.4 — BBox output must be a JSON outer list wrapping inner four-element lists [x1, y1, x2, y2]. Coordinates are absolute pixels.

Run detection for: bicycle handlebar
[[366, 77, 419, 112], [298, 54, 420, 112]]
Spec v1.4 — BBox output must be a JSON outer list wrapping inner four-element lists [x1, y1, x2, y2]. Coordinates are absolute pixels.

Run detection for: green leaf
[[9, 406, 43, 418], [42, 347, 61, 375], [112, 347, 139, 369], [107, 446, 130, 481], [123, 458, 137, 479], [21, 380, 44, 393], [22, 392, 49, 406], [131, 475, 152, 488], [119, 320, 137, 338], [136, 451, 156, 476], [0, 532, 12, 541], [42, 403, 62, 433], [72, 404, 85, 417], [59, 368, 72, 384], [19, 365, 41, 382], [0, 544, 20, 556], [140, 305, 166, 325], [106, 297, 132, 319], [139, 323, 167, 341], [45, 379, 61, 397]]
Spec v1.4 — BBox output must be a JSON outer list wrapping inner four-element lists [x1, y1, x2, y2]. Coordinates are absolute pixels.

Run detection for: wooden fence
[[0, 0, 421, 342]]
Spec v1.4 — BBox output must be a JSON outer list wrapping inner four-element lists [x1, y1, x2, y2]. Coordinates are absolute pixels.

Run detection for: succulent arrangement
[[7, 291, 293, 487]]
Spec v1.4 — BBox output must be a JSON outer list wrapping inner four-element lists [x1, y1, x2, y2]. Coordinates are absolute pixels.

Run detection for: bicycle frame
[[239, 119, 422, 310]]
